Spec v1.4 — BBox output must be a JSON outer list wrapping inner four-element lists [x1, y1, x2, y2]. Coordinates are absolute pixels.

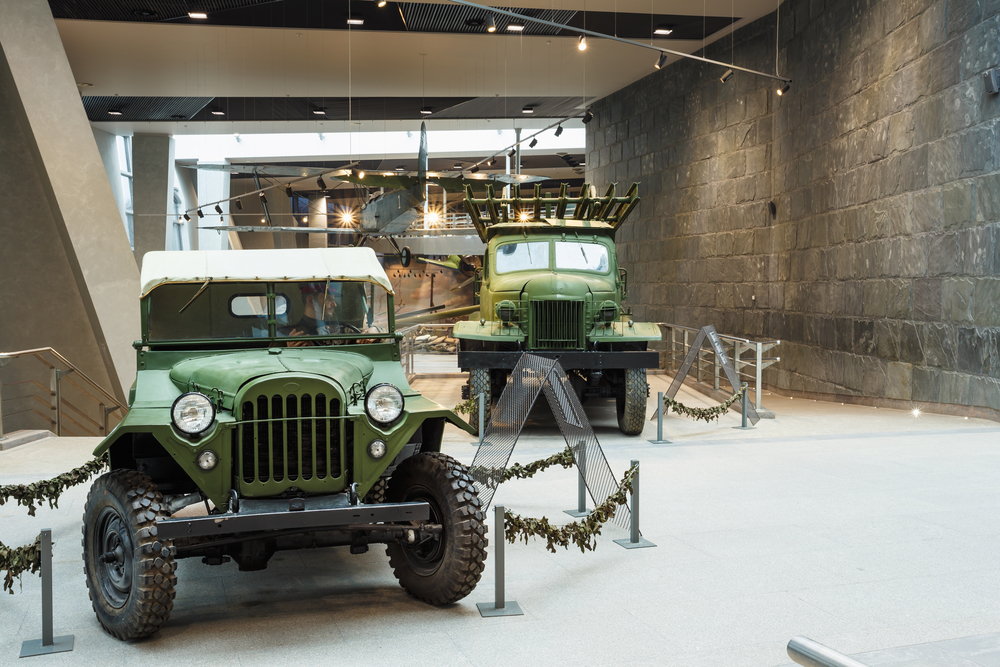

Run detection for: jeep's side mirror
[[618, 267, 628, 301]]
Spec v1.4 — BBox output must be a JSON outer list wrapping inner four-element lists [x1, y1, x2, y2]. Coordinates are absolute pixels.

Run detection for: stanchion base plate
[[647, 439, 672, 444], [20, 635, 74, 658], [477, 601, 523, 617], [614, 537, 656, 550], [563, 509, 590, 517], [731, 426, 755, 430]]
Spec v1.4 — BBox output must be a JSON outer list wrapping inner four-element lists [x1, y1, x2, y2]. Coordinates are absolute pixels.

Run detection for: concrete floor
[[2, 371, 1000, 666]]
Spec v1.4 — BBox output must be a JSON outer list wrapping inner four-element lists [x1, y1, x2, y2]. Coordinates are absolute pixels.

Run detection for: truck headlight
[[197, 450, 218, 470], [171, 392, 216, 436], [496, 300, 517, 323], [365, 384, 404, 425], [599, 301, 619, 322]]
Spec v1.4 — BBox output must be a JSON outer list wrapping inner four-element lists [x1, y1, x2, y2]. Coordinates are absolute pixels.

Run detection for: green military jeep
[[82, 248, 484, 640], [457, 183, 661, 435]]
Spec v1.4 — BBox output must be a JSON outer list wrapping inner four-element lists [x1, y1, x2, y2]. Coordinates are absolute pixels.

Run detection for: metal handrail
[[397, 324, 456, 380], [787, 636, 871, 667], [657, 323, 781, 416], [0, 347, 128, 440]]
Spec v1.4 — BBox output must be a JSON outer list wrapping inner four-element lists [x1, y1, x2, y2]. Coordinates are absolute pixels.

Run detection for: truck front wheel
[[385, 452, 487, 605], [467, 368, 492, 433], [616, 368, 648, 435], [82, 470, 176, 640]]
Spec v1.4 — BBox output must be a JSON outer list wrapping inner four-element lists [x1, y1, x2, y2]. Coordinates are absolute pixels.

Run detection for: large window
[[116, 136, 134, 249], [495, 242, 549, 273], [554, 242, 610, 273]]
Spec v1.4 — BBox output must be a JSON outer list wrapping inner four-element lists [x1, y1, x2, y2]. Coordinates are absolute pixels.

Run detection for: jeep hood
[[169, 349, 375, 407]]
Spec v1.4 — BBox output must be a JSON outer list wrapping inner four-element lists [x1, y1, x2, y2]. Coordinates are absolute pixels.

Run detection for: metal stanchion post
[[564, 440, 590, 517], [649, 392, 671, 444], [615, 461, 656, 549], [477, 505, 523, 617], [19, 529, 74, 657], [733, 383, 754, 430]]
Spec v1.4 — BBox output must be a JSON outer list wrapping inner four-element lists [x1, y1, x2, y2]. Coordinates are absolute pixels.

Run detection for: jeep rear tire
[[385, 452, 487, 605], [82, 470, 176, 640], [616, 367, 647, 436]]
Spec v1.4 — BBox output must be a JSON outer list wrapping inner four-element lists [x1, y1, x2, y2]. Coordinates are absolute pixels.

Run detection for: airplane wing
[[396, 304, 480, 326], [416, 255, 463, 271]]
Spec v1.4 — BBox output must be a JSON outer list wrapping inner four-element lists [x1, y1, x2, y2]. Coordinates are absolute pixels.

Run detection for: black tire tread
[[82, 470, 176, 640], [617, 367, 647, 435], [385, 452, 487, 605]]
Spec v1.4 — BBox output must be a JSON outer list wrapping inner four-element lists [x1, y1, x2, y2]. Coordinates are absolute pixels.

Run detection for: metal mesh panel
[[470, 354, 630, 528]]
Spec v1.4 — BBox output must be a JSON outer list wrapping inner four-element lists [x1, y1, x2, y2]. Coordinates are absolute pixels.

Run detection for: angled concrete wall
[[589, 0, 1000, 416], [0, 0, 139, 409]]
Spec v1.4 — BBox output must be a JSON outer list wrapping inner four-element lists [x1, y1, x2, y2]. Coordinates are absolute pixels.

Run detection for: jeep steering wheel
[[339, 322, 362, 334]]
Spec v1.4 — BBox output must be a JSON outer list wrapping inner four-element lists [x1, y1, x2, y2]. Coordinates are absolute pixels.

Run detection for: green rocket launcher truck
[[456, 182, 661, 435], [82, 248, 485, 640]]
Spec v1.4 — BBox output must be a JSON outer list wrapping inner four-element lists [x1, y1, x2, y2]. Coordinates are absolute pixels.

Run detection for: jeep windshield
[[146, 280, 390, 342], [495, 240, 610, 274]]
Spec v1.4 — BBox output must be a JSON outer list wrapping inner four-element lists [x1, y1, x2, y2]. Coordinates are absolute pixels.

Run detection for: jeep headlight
[[171, 392, 216, 436], [599, 301, 619, 323], [496, 300, 517, 323], [365, 384, 404, 425]]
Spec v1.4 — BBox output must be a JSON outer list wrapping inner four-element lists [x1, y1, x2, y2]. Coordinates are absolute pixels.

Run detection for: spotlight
[[578, 35, 587, 51], [486, 14, 496, 32], [777, 82, 791, 95], [507, 149, 516, 158], [285, 185, 293, 198], [582, 109, 594, 124], [214, 204, 223, 214], [378, 0, 387, 6], [519, 211, 529, 221], [488, 158, 496, 166], [235, 198, 243, 210], [655, 52, 668, 69], [352, 168, 365, 179], [529, 138, 538, 148], [259, 192, 268, 204], [197, 209, 204, 218], [554, 124, 563, 137], [912, 408, 921, 417], [420, 107, 433, 115], [471, 165, 480, 173], [342, 211, 354, 223], [720, 68, 734, 83], [317, 176, 328, 191], [427, 211, 440, 223], [183, 213, 191, 221]]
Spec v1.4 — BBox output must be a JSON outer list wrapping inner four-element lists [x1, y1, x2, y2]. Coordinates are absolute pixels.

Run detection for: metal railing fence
[[0, 348, 128, 440], [657, 323, 781, 415]]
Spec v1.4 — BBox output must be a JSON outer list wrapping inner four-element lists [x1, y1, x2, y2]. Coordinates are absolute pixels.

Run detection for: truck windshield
[[495, 242, 549, 273], [146, 280, 388, 341], [554, 242, 610, 272]]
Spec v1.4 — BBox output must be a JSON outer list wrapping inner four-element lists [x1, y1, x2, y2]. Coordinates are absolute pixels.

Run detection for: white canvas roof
[[140, 248, 394, 296]]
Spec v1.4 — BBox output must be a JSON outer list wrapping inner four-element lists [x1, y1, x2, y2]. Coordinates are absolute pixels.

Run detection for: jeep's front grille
[[529, 300, 585, 349], [237, 393, 342, 486]]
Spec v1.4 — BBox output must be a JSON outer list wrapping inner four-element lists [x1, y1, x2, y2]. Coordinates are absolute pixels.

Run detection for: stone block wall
[[587, 0, 1000, 413]]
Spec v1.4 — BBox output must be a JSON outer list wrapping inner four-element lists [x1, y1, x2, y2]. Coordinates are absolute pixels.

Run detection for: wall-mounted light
[[777, 82, 791, 96], [578, 35, 587, 51], [554, 124, 563, 137], [529, 138, 538, 148], [720, 68, 734, 83], [582, 109, 594, 124], [655, 52, 668, 69], [486, 14, 497, 32]]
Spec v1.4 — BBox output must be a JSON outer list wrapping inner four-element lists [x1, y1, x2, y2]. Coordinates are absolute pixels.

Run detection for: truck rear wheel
[[616, 368, 647, 435], [468, 368, 492, 434], [82, 470, 176, 640], [385, 452, 487, 605]]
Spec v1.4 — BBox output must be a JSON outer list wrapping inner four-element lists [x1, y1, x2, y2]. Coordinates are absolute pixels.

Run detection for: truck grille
[[529, 300, 585, 349], [237, 393, 342, 485]]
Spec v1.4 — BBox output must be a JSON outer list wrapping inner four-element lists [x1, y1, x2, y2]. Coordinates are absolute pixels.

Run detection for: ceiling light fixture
[[488, 158, 496, 166], [507, 149, 516, 158], [313, 108, 326, 115], [188, 12, 208, 19], [508, 24, 524, 31], [453, 162, 462, 169], [777, 82, 791, 95], [578, 35, 587, 50], [720, 68, 734, 83], [235, 199, 243, 210], [352, 168, 365, 179], [347, 17, 364, 25], [471, 165, 480, 173], [214, 204, 223, 214], [285, 185, 293, 198], [529, 138, 538, 148], [210, 109, 225, 116], [554, 125, 564, 137], [377, 0, 387, 6], [259, 192, 268, 204], [396, 165, 405, 171], [582, 109, 594, 124], [317, 176, 328, 190], [486, 14, 497, 32], [522, 106, 533, 114], [653, 26, 673, 35], [183, 213, 191, 221], [196, 209, 204, 218], [655, 52, 668, 69], [420, 107, 433, 115], [108, 109, 122, 116]]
